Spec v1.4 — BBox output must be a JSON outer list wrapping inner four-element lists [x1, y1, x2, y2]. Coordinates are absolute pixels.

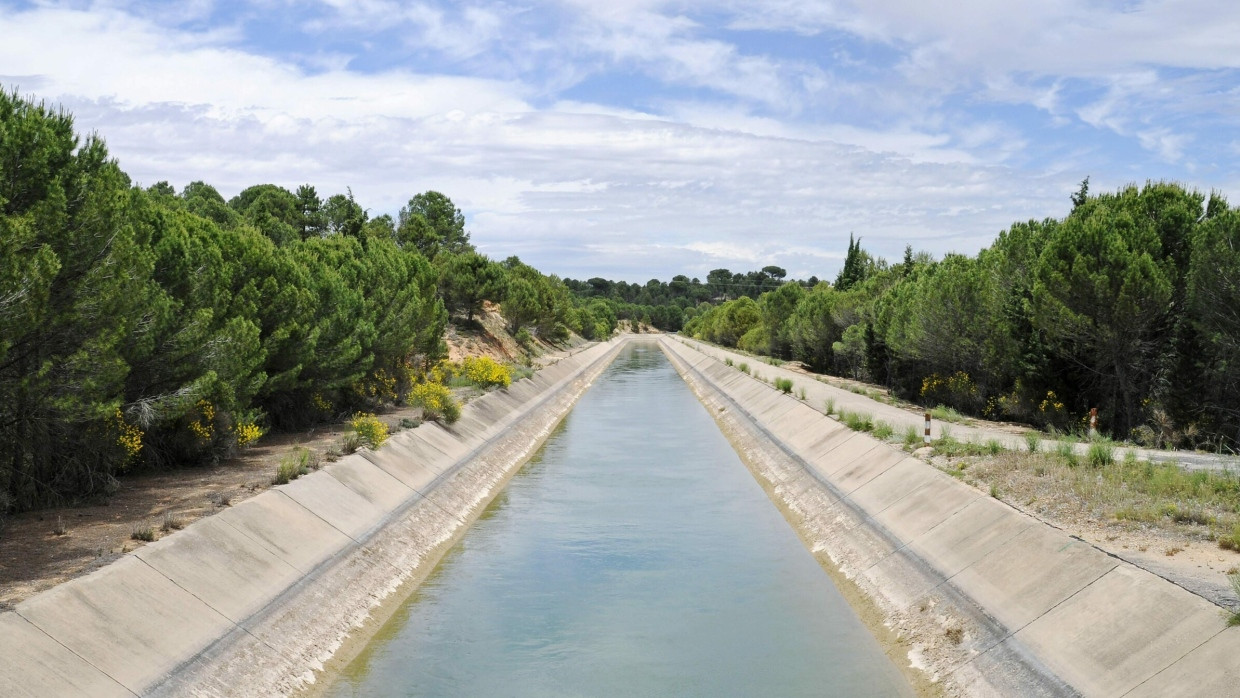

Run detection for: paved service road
[[678, 338, 1240, 474]]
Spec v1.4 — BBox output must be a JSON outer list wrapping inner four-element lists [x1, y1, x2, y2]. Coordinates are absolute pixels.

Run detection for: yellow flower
[[234, 422, 263, 447], [115, 409, 143, 461]]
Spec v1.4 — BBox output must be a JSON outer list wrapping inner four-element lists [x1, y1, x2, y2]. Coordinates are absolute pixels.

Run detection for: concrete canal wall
[[660, 336, 1240, 697], [0, 339, 625, 698]]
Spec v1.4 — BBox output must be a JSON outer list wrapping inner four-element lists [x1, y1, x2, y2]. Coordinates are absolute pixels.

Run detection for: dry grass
[[940, 449, 1240, 545]]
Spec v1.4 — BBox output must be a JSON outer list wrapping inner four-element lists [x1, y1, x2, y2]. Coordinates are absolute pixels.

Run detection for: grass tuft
[[1087, 440, 1115, 468], [873, 420, 894, 440], [131, 523, 155, 542], [931, 405, 967, 423], [775, 377, 794, 394], [273, 447, 317, 485], [1024, 431, 1041, 453], [903, 424, 922, 449], [161, 512, 186, 532]]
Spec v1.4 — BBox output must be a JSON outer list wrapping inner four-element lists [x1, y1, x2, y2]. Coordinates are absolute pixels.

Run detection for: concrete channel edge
[[658, 336, 1240, 698], [0, 338, 628, 698]]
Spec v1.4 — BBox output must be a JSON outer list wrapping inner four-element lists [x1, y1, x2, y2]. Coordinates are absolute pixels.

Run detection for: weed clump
[[873, 421, 894, 440], [775, 377, 794, 394], [1024, 431, 1041, 453], [1087, 440, 1115, 468], [273, 447, 318, 485], [841, 410, 874, 433], [903, 424, 921, 449], [131, 524, 155, 542]]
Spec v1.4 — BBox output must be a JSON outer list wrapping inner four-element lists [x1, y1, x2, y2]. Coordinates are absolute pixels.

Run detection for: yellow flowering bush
[[311, 392, 332, 413], [234, 422, 263, 447], [115, 409, 143, 462], [353, 368, 399, 403], [350, 412, 389, 449], [410, 381, 461, 424], [461, 356, 511, 388], [189, 400, 215, 441], [920, 371, 980, 412]]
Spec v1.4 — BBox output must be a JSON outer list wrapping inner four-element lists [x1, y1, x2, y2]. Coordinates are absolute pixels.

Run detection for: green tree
[[439, 252, 507, 322], [1032, 192, 1175, 434], [398, 191, 472, 258], [0, 91, 155, 508]]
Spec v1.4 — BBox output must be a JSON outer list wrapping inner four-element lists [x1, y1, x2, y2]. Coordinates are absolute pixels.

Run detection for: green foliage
[[439, 251, 506, 322], [0, 92, 530, 512], [873, 421, 894, 439], [775, 377, 794, 393], [738, 362, 750, 375]]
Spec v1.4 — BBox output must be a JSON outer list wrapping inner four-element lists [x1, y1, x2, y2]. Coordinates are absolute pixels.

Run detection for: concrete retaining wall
[[0, 339, 625, 698], [660, 336, 1240, 697]]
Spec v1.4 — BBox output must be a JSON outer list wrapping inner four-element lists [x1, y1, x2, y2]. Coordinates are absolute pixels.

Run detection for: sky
[[3, 1, 1240, 282]]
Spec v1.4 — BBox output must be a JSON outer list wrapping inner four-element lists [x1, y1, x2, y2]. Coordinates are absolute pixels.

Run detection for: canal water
[[324, 342, 913, 697]]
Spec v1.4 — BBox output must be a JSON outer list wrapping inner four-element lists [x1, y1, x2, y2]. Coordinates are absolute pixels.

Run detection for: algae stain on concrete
[[324, 342, 913, 697]]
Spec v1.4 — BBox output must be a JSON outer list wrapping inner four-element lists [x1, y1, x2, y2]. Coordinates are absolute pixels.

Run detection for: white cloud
[[3, 0, 1233, 284]]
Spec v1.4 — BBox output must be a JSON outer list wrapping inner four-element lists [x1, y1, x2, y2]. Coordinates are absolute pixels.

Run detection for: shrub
[[824, 398, 836, 416], [515, 327, 534, 349], [461, 356, 512, 388], [399, 417, 420, 429], [985, 439, 1005, 455], [350, 413, 390, 449], [775, 377, 794, 394], [873, 421, 894, 439], [411, 382, 461, 424], [725, 357, 734, 367], [234, 422, 264, 448], [738, 362, 749, 375]]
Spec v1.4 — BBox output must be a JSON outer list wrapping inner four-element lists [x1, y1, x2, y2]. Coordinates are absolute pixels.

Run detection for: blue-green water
[[325, 342, 913, 697]]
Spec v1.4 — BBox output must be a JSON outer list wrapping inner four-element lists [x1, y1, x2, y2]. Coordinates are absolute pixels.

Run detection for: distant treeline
[[564, 266, 822, 334], [0, 91, 610, 512], [585, 182, 1240, 450]]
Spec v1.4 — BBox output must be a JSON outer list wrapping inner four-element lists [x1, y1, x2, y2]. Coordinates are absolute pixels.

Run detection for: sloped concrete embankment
[[660, 337, 1240, 697], [0, 339, 625, 698]]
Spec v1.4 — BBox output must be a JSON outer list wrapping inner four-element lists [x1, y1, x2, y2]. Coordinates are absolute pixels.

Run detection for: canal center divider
[[0, 339, 626, 698], [659, 336, 1240, 697]]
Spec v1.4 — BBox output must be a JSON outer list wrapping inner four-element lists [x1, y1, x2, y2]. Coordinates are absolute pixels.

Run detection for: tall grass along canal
[[324, 341, 912, 697]]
